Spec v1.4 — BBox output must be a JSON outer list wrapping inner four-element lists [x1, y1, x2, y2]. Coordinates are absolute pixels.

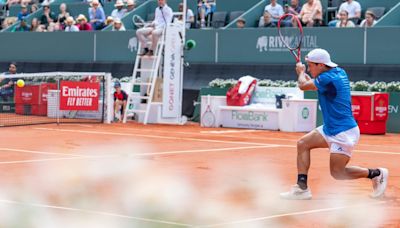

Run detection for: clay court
[[1, 123, 399, 227]]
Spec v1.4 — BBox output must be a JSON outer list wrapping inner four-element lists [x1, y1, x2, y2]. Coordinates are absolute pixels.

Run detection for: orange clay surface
[[0, 122, 399, 227]]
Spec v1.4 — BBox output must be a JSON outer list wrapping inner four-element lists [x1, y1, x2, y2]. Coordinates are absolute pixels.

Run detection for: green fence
[[0, 27, 399, 64]]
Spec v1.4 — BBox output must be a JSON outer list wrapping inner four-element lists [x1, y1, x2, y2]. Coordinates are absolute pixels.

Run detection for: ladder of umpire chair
[[123, 30, 165, 124]]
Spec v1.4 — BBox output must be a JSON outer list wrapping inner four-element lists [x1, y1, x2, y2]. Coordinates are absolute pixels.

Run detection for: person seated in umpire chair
[[113, 81, 128, 122]]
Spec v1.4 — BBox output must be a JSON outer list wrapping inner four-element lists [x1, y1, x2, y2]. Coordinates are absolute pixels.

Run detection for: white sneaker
[[370, 168, 389, 198], [280, 184, 312, 200]]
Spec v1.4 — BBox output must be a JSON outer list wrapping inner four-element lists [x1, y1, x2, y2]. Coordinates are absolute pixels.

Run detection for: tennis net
[[0, 72, 112, 127]]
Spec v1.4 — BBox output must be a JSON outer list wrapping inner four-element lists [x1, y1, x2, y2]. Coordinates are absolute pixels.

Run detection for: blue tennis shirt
[[314, 67, 357, 136]]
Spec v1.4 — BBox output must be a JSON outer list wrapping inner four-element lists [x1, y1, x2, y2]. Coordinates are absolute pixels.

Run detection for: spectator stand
[[1, 5, 44, 32]]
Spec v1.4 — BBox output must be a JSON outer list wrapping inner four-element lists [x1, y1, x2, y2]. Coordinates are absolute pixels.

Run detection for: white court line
[[109, 126, 400, 148], [198, 201, 387, 227], [34, 128, 400, 156], [0, 145, 278, 165], [0, 148, 86, 157], [0, 199, 192, 227], [200, 130, 259, 134], [34, 127, 277, 147]]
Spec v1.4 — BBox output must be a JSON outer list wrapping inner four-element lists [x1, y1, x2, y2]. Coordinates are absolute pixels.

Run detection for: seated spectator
[[258, 11, 276, 28], [287, 0, 302, 15], [30, 17, 40, 31], [337, 0, 361, 24], [14, 17, 30, 31], [47, 22, 61, 32], [178, 2, 194, 29], [197, 0, 216, 28], [359, 10, 377, 28], [17, 4, 30, 21], [76, 14, 92, 31], [40, 5, 56, 28], [112, 18, 125, 31], [88, 0, 105, 30], [31, 4, 39, 13], [111, 0, 126, 20], [21, 0, 32, 6], [236, 17, 245, 28], [1, 17, 17, 30], [336, 10, 355, 27], [298, 0, 323, 27], [6, 0, 19, 8], [64, 16, 79, 31], [264, 0, 283, 24], [126, 0, 135, 13], [36, 25, 46, 32], [41, 0, 54, 6], [113, 81, 127, 122], [105, 16, 114, 26], [57, 3, 70, 29], [0, 62, 17, 102]]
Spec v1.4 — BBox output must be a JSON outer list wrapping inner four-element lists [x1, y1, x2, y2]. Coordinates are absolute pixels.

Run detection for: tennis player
[[280, 48, 389, 200]]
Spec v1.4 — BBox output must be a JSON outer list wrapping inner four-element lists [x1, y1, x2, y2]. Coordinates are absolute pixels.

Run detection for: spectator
[[111, 0, 127, 20], [40, 5, 56, 28], [17, 5, 30, 21], [197, 0, 216, 28], [126, 0, 135, 12], [30, 17, 40, 31], [288, 0, 302, 15], [264, 0, 284, 24], [105, 16, 114, 26], [113, 81, 127, 122], [21, 0, 32, 6], [57, 3, 70, 29], [298, 0, 323, 27], [47, 22, 61, 32], [136, 0, 173, 56], [336, 10, 355, 27], [64, 16, 79, 31], [178, 2, 194, 29], [88, 0, 105, 30], [76, 14, 92, 31], [112, 18, 125, 31], [2, 17, 17, 30], [359, 10, 377, 28], [41, 0, 54, 6], [236, 17, 245, 28], [6, 0, 19, 8], [258, 11, 276, 28], [14, 18, 30, 31], [0, 62, 17, 102], [337, 0, 361, 23], [31, 4, 39, 13]]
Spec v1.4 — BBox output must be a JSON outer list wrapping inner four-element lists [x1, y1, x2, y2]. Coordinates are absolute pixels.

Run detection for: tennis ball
[[186, 39, 196, 50], [16, 79, 25, 88]]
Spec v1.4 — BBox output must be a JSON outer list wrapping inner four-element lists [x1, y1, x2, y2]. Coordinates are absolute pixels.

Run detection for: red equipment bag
[[226, 80, 257, 106]]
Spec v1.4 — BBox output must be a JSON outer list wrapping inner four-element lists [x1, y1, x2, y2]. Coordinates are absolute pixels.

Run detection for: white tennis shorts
[[316, 126, 360, 157]]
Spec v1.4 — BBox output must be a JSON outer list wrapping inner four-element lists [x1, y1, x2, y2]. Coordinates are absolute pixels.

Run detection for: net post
[[105, 73, 113, 124], [57, 77, 60, 125]]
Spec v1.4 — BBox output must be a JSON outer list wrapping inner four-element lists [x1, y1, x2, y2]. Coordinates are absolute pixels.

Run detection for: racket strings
[[278, 14, 303, 50]]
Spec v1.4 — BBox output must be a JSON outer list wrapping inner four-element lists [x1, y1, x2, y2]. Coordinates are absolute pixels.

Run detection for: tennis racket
[[201, 95, 215, 127], [277, 14, 304, 63]]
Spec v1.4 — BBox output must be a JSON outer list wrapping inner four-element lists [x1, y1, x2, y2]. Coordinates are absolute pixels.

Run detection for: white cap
[[305, 48, 338, 68]]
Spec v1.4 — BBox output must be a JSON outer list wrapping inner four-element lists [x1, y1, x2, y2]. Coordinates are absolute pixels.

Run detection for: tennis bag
[[226, 79, 257, 106]]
